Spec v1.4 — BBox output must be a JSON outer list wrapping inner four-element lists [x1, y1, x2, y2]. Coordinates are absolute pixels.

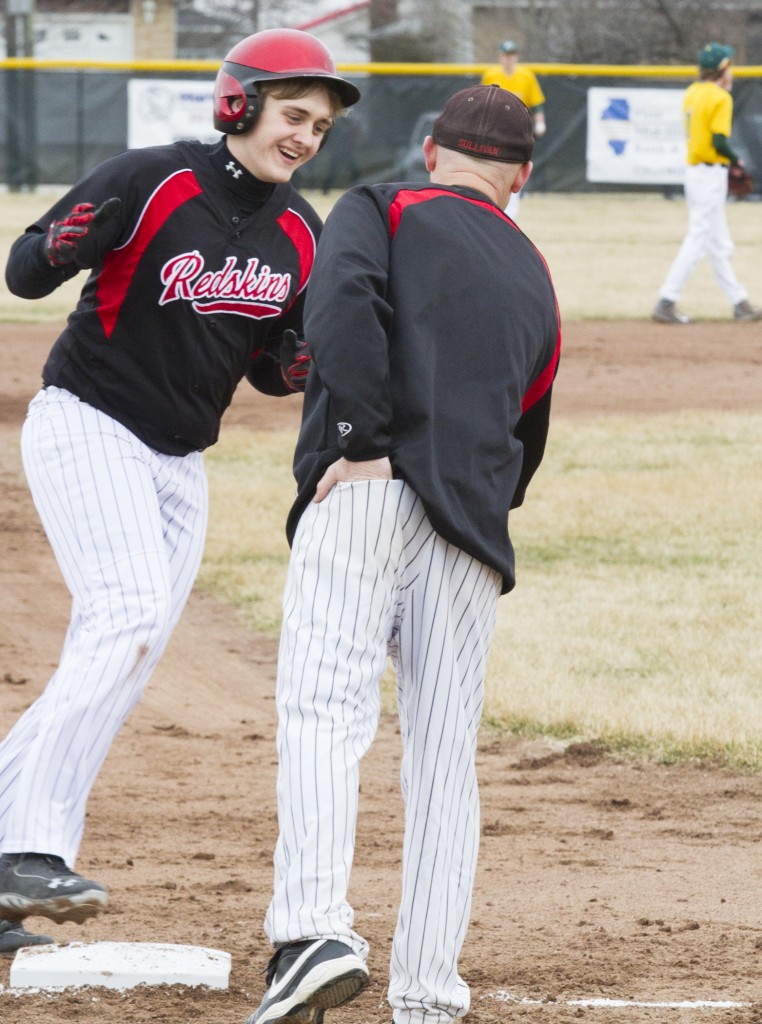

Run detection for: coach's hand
[[314, 456, 393, 503], [44, 196, 121, 267], [280, 329, 311, 392]]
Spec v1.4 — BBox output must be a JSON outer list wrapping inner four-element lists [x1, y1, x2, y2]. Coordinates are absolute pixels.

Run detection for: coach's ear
[[423, 135, 438, 173], [510, 160, 533, 195]]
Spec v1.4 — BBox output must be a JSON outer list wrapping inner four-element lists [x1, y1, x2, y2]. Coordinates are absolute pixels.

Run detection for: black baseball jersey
[[5, 140, 322, 455], [290, 182, 561, 593]]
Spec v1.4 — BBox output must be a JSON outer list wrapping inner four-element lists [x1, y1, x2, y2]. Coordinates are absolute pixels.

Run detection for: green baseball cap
[[698, 42, 735, 71]]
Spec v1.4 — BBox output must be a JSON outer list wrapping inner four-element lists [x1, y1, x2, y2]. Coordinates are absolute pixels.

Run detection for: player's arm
[[6, 228, 79, 298], [6, 193, 122, 299], [526, 73, 546, 138], [711, 133, 741, 165]]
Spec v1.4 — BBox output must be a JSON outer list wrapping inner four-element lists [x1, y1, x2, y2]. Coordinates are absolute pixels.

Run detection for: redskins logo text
[[159, 251, 292, 318]]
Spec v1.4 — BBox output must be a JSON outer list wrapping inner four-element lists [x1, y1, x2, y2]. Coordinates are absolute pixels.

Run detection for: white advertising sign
[[586, 87, 686, 185], [128, 79, 218, 149]]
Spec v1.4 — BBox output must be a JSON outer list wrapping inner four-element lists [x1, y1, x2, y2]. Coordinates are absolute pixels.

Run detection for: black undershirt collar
[[207, 140, 276, 216]]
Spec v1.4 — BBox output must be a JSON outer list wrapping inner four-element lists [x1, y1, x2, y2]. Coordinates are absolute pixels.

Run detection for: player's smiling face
[[232, 87, 334, 183]]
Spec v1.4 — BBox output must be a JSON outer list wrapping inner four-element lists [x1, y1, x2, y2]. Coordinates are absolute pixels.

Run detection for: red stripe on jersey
[[276, 208, 317, 298], [522, 325, 561, 412], [97, 169, 203, 338], [522, 243, 562, 412], [388, 187, 518, 237]]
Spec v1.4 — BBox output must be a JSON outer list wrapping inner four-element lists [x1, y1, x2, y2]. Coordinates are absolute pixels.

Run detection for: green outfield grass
[[486, 412, 762, 768]]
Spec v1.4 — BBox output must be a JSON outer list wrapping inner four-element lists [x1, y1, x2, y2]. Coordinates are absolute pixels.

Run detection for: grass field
[[3, 189, 762, 767]]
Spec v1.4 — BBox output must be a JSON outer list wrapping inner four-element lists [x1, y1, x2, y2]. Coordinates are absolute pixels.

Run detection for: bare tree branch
[[650, 0, 690, 48]]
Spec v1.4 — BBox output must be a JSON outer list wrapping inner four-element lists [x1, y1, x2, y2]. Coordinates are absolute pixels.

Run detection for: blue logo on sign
[[600, 98, 631, 155]]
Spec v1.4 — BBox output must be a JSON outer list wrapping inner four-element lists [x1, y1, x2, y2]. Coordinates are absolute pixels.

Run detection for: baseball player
[[245, 85, 560, 1024], [653, 42, 761, 324], [481, 39, 546, 219], [0, 28, 359, 953]]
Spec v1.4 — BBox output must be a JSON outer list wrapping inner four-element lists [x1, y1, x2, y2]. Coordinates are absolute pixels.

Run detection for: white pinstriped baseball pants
[[0, 387, 207, 868], [660, 163, 748, 306], [266, 479, 501, 1023]]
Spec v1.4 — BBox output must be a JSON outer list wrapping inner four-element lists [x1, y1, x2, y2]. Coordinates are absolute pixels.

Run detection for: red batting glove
[[44, 203, 94, 266], [280, 329, 312, 392], [43, 196, 121, 267]]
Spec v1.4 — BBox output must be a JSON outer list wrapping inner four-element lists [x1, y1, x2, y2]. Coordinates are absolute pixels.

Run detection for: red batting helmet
[[213, 28, 361, 135]]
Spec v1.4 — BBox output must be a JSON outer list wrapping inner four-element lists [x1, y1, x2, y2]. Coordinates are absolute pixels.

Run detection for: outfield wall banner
[[127, 79, 218, 148], [586, 87, 686, 185]]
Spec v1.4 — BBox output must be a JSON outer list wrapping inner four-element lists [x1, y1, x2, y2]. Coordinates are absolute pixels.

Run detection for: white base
[[9, 941, 231, 991]]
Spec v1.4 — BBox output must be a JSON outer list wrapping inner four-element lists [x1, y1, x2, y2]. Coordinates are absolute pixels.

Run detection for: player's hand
[[44, 196, 121, 267], [314, 456, 393, 503], [279, 329, 311, 392]]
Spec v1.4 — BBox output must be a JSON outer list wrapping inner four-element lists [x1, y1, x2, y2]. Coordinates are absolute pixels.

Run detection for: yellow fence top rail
[[0, 58, 760, 77]]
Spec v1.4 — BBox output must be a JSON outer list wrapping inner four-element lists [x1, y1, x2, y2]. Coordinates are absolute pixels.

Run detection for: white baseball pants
[[265, 479, 502, 1023], [0, 387, 207, 868], [660, 163, 748, 306]]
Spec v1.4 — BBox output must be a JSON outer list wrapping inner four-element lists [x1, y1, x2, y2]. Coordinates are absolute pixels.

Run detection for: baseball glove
[[728, 165, 754, 199]]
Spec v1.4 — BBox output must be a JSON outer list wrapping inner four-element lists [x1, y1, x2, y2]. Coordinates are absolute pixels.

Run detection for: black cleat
[[245, 937, 369, 1023], [0, 917, 56, 957], [0, 853, 108, 924]]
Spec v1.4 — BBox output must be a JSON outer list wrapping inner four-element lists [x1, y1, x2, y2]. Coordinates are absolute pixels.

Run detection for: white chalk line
[[0, 984, 754, 1010], [484, 990, 753, 1009]]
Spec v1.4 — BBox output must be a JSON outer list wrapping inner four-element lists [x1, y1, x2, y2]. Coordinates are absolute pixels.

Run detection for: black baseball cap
[[432, 85, 534, 164]]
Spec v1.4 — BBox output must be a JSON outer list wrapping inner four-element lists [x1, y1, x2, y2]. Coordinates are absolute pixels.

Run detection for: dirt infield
[[1, 319, 762, 1024]]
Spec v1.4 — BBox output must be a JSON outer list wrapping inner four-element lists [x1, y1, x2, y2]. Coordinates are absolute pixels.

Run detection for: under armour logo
[[225, 161, 243, 179], [337, 422, 352, 436], [47, 877, 79, 890]]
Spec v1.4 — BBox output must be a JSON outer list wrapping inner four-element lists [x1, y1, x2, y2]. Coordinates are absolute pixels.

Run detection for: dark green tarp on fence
[[2, 68, 760, 193]]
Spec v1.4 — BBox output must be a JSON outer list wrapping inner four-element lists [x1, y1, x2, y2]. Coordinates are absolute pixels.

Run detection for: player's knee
[[714, 241, 734, 260], [130, 586, 174, 650], [90, 578, 173, 650]]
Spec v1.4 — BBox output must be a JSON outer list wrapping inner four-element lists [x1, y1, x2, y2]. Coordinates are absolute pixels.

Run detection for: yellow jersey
[[480, 65, 545, 110], [683, 80, 733, 166]]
